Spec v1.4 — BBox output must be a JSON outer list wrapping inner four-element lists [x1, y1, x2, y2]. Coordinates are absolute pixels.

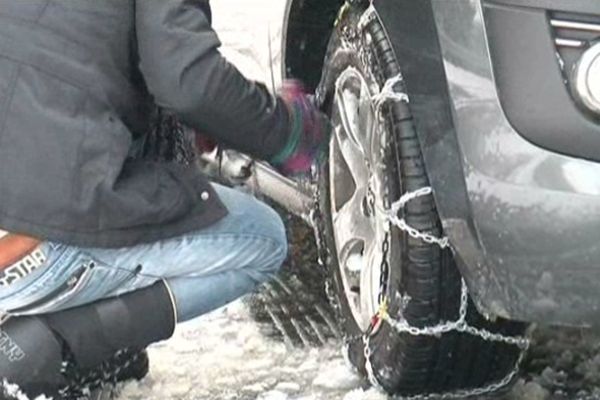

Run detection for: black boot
[[63, 348, 150, 400], [2, 346, 150, 400], [0, 281, 177, 399]]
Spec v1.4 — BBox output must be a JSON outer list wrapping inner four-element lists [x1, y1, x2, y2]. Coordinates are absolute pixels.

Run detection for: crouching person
[[0, 0, 329, 398]]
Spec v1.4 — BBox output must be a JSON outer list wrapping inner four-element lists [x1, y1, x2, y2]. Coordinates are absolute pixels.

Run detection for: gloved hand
[[270, 80, 331, 176]]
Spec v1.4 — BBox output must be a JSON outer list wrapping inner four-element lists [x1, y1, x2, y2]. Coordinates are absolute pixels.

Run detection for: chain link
[[377, 187, 450, 249], [357, 4, 377, 32], [382, 279, 529, 349], [363, 335, 386, 392], [389, 351, 527, 400], [371, 74, 409, 113]]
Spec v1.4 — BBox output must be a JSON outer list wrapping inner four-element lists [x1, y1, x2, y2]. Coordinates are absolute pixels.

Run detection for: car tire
[[314, 4, 527, 397]]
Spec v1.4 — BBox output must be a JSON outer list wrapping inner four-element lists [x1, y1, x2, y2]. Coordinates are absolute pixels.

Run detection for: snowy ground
[[120, 2, 600, 400], [120, 305, 600, 400], [121, 303, 385, 400]]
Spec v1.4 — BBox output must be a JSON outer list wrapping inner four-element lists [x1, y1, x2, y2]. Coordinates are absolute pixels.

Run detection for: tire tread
[[318, 8, 525, 396]]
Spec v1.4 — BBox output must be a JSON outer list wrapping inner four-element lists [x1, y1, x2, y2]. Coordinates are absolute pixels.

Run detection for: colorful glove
[[270, 80, 331, 176]]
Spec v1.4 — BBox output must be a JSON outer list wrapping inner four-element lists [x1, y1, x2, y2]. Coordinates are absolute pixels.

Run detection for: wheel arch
[[369, 0, 496, 319], [282, 0, 344, 90], [283, 0, 472, 230], [284, 0, 501, 319]]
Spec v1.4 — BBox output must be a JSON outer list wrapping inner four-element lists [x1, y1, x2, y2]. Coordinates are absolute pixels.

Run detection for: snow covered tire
[[315, 4, 527, 397]]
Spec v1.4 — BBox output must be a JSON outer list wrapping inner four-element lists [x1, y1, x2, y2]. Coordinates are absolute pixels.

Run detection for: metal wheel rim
[[329, 67, 390, 331]]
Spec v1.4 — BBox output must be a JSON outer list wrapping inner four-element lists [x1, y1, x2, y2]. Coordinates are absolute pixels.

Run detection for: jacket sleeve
[[135, 0, 289, 160]]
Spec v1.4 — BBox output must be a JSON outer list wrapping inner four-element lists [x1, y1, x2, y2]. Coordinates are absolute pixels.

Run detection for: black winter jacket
[[0, 0, 290, 247]]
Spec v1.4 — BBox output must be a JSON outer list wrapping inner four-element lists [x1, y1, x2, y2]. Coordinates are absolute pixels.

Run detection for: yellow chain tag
[[377, 297, 390, 320]]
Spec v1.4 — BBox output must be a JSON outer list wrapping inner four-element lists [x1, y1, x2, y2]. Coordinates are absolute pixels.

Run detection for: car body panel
[[429, 0, 600, 326], [482, 2, 600, 162]]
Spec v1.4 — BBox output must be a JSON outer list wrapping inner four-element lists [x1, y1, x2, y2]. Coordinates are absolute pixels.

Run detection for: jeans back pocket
[[7, 261, 94, 316]]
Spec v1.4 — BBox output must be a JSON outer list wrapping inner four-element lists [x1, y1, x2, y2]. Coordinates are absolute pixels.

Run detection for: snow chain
[[364, 182, 530, 399], [311, 5, 531, 396]]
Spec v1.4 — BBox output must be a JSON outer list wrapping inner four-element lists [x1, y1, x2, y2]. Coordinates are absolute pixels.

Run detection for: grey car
[[266, 0, 600, 397]]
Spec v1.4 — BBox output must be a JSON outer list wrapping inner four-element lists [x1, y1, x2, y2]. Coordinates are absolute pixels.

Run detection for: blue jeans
[[0, 184, 287, 322]]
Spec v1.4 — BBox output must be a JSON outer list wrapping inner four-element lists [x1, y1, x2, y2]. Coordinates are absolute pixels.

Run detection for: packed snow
[[120, 302, 385, 400]]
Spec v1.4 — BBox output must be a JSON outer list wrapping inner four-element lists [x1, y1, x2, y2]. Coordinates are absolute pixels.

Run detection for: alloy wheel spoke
[[335, 82, 364, 153], [333, 120, 370, 185], [357, 82, 378, 158], [360, 237, 382, 318], [332, 191, 374, 264]]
